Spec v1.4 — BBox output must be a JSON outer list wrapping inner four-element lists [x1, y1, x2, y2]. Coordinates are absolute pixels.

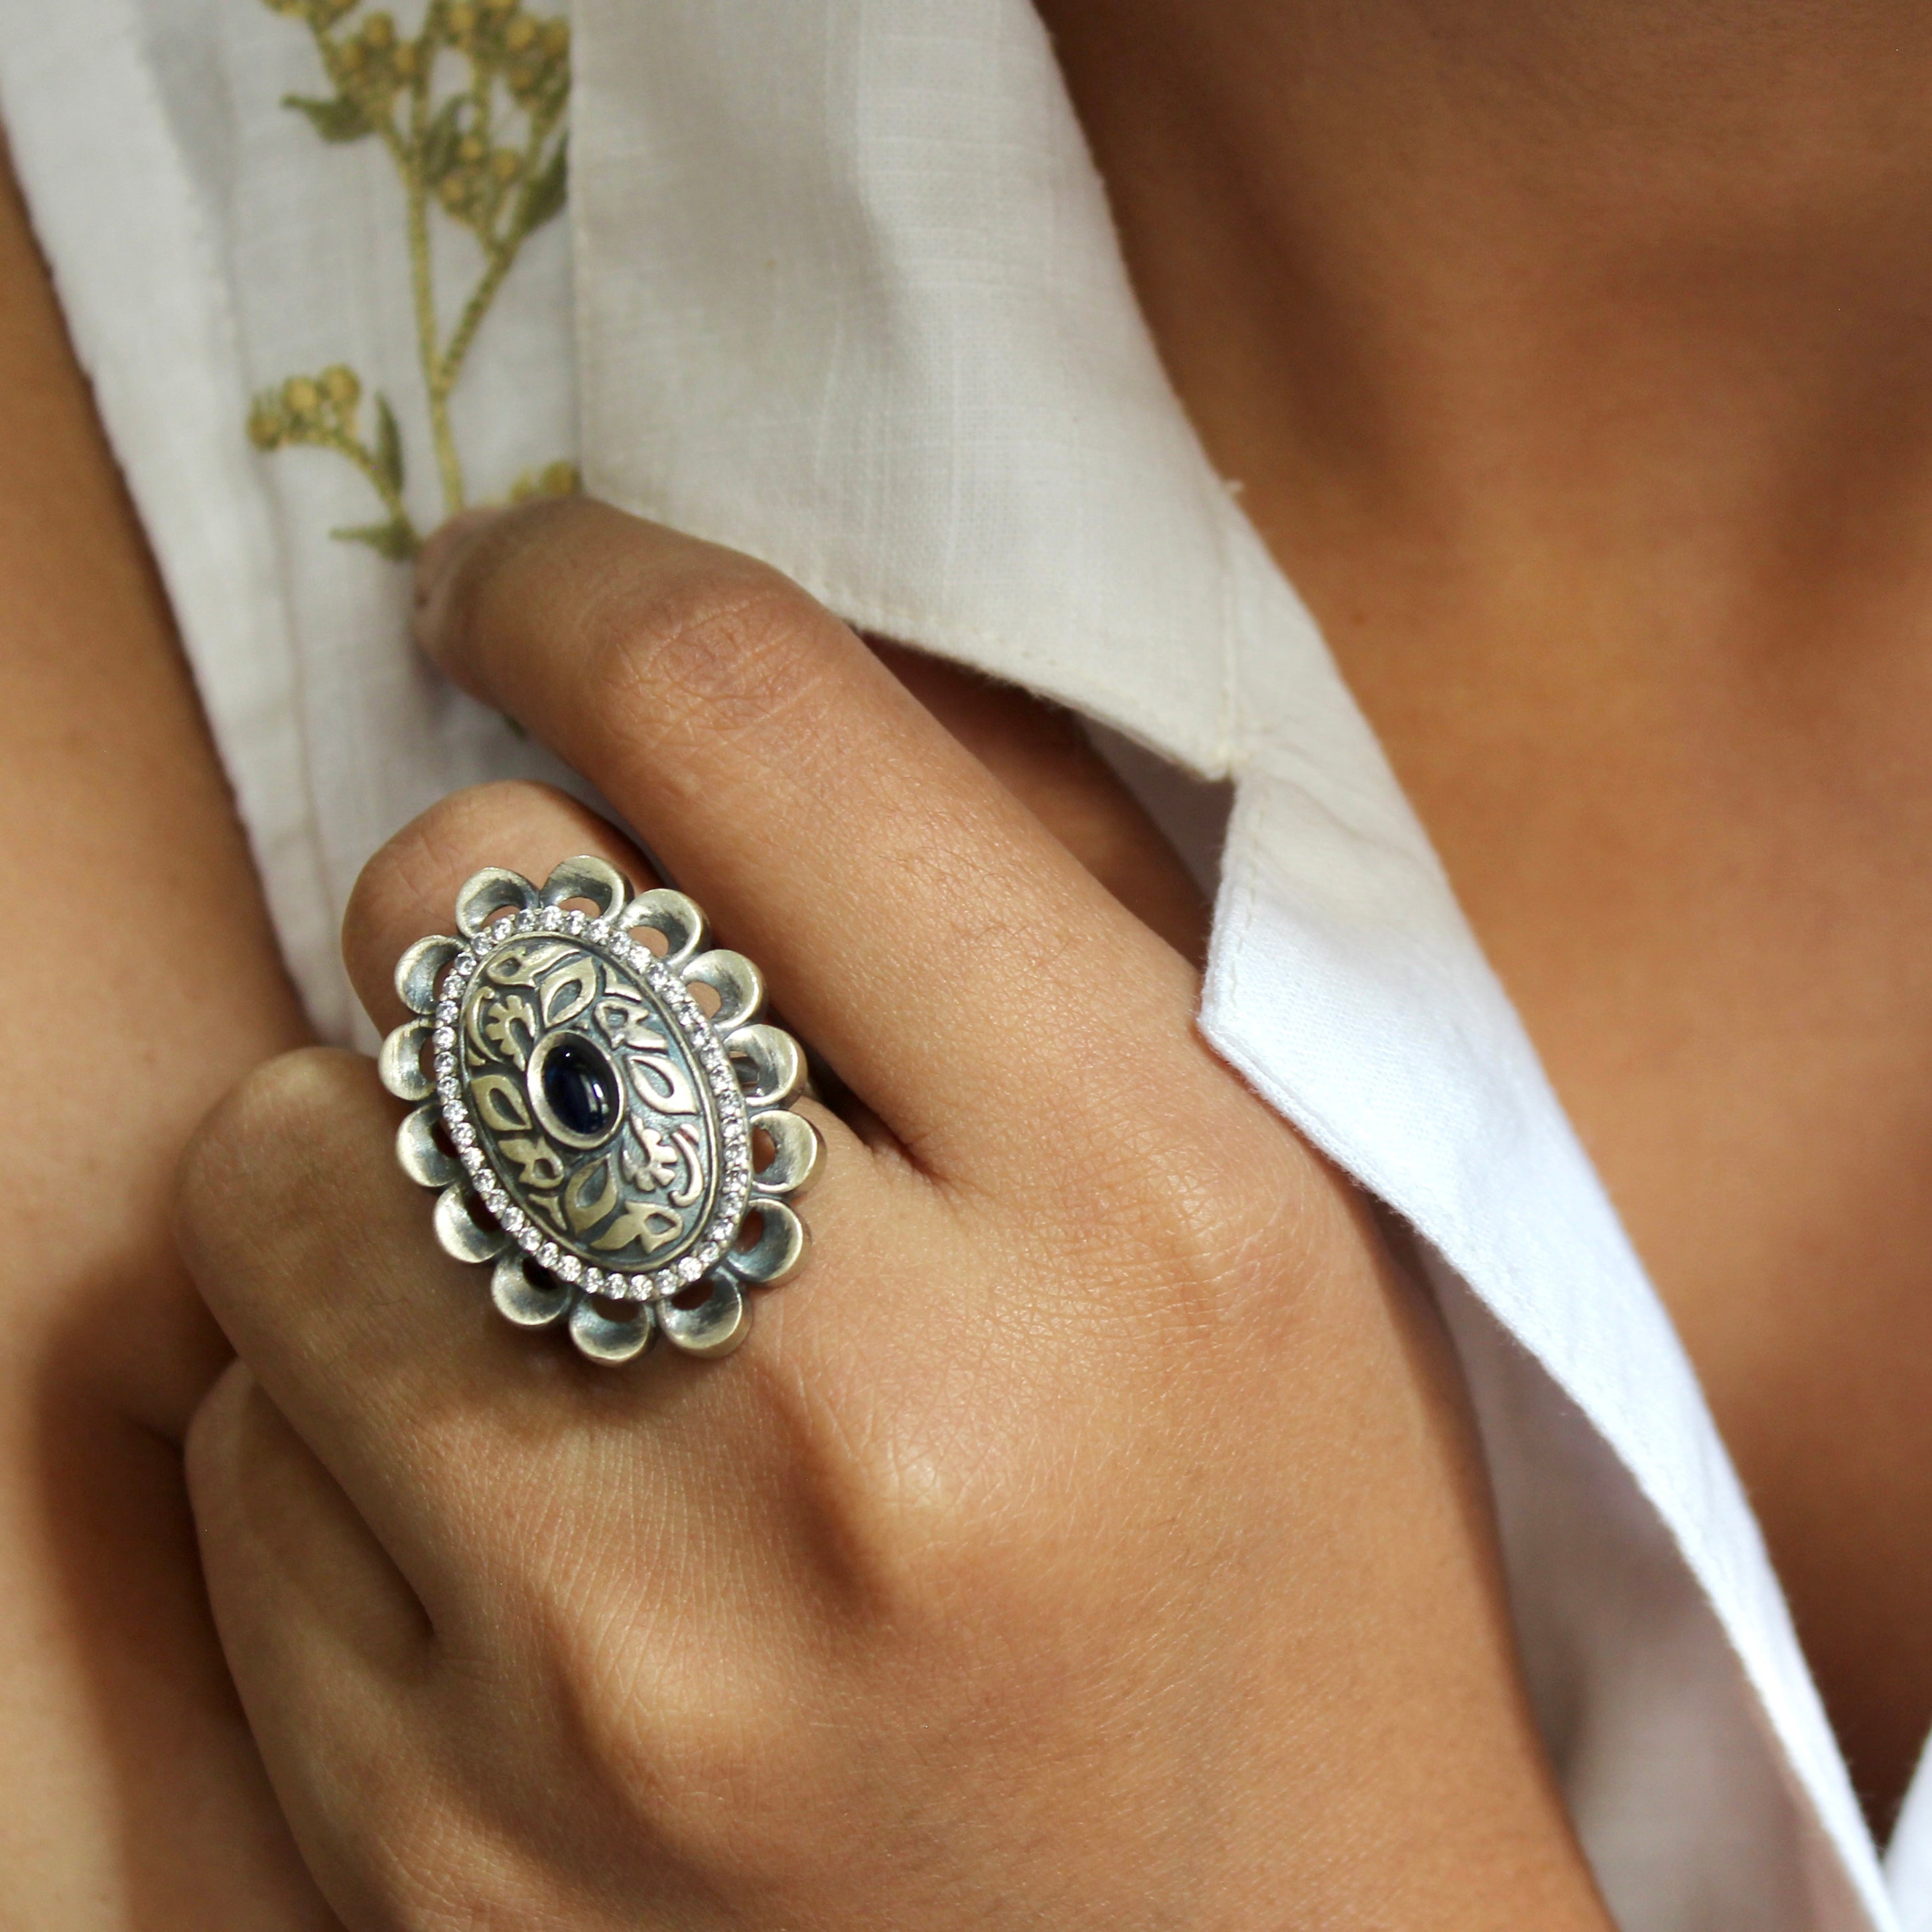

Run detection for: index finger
[[417, 501, 1201, 1178]]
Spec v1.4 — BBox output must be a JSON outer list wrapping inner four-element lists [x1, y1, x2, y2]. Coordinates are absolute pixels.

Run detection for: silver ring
[[380, 857, 821, 1365]]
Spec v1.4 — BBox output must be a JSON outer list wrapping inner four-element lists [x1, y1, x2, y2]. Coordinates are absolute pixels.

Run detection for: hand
[[178, 500, 1607, 1930]]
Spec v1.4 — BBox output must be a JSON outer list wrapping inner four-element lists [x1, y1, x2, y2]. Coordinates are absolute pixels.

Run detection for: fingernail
[[412, 507, 503, 656]]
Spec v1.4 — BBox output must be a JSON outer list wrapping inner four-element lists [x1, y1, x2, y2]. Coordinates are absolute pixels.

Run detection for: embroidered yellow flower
[[246, 0, 575, 559]]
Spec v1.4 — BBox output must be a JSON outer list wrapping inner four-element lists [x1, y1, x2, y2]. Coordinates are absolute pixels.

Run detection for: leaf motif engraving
[[470, 1073, 531, 1133], [486, 939, 573, 987], [625, 1050, 697, 1117], [539, 956, 598, 1028], [499, 1137, 567, 1190], [564, 1159, 618, 1234], [592, 1204, 685, 1255], [482, 993, 537, 1068], [596, 997, 667, 1052], [668, 1127, 706, 1209]]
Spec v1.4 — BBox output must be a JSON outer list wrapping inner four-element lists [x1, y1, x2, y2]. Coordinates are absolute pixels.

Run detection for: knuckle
[[407, 780, 583, 877], [510, 1537, 838, 1868], [1014, 1084, 1324, 1346], [174, 1048, 373, 1271], [1140, 1123, 1347, 1342], [768, 1377, 1051, 1634], [533, 1617, 787, 1868], [344, 780, 630, 1005], [579, 554, 841, 754], [1134, 1133, 1292, 1288], [352, 780, 578, 933]]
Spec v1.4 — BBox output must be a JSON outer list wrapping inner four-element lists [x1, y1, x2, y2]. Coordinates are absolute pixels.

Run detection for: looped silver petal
[[383, 858, 820, 1367], [435, 1184, 509, 1263], [396, 935, 462, 1015], [492, 1253, 571, 1328], [397, 1104, 460, 1188], [569, 1294, 659, 1364], [728, 1025, 807, 1109], [542, 856, 628, 920], [750, 1109, 822, 1197], [378, 1020, 434, 1101], [725, 1200, 807, 1286], [620, 888, 707, 968], [455, 866, 539, 938], [681, 949, 766, 1032], [659, 1275, 748, 1357]]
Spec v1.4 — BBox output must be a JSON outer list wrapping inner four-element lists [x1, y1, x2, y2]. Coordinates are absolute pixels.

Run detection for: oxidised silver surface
[[381, 857, 821, 1365]]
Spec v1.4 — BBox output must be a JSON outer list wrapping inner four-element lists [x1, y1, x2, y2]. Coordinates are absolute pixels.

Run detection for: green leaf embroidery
[[372, 393, 405, 494], [332, 518, 421, 561], [247, 1, 577, 559], [419, 95, 466, 192], [280, 90, 372, 142], [521, 136, 567, 234]]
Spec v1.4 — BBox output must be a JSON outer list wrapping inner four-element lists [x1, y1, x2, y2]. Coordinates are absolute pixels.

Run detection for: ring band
[[380, 857, 821, 1365]]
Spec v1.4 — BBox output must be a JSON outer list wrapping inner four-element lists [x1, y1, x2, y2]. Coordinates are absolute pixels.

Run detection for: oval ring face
[[439, 912, 752, 1292], [387, 860, 820, 1364]]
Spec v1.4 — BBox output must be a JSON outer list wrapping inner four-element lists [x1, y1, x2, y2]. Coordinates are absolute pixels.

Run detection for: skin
[[1029, 0, 1932, 1829], [3, 81, 1555, 1921], [178, 499, 1610, 1929], [0, 140, 1217, 1926], [0, 145, 336, 1925], [11, 0, 1929, 1914]]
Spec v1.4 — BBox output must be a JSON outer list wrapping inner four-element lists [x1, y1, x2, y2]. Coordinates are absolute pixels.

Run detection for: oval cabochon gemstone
[[542, 1034, 619, 1139]]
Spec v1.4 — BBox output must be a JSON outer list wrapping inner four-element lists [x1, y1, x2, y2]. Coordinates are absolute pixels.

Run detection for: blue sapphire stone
[[541, 1035, 620, 1140]]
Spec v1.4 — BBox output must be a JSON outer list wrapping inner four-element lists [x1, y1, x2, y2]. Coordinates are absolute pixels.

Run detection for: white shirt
[[0, 3, 1911, 1925]]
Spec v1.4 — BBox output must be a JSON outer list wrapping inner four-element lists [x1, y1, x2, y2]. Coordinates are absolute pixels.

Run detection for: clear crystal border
[[428, 904, 755, 1302]]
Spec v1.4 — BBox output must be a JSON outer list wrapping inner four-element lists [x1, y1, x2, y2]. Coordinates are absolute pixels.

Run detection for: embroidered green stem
[[246, 0, 577, 559], [401, 35, 461, 511]]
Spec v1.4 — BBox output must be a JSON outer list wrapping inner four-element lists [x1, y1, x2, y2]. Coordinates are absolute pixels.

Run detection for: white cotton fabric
[[0, 1, 1916, 1925]]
